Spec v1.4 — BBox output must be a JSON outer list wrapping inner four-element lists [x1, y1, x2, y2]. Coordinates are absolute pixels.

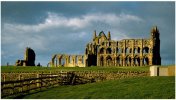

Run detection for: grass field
[[1, 66, 149, 73], [21, 76, 175, 99]]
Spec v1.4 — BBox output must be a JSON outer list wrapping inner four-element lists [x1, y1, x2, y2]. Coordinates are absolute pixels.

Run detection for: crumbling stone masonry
[[15, 47, 35, 66], [49, 54, 85, 67], [51, 26, 161, 67]]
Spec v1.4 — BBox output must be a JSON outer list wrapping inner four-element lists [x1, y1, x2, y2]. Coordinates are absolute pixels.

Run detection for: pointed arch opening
[[69, 56, 72, 63], [143, 47, 149, 53], [125, 48, 129, 54], [143, 57, 149, 65], [106, 56, 112, 66], [134, 56, 140, 66], [100, 56, 104, 66], [134, 47, 140, 54], [134, 48, 137, 54], [129, 57, 132, 66], [59, 56, 65, 66], [138, 47, 140, 53], [75, 56, 78, 64], [100, 48, 104, 54], [116, 57, 120, 66], [117, 48, 122, 53], [106, 48, 112, 54], [125, 57, 128, 66]]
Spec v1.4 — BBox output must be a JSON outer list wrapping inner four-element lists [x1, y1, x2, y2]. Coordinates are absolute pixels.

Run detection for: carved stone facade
[[51, 26, 161, 67], [15, 47, 36, 66]]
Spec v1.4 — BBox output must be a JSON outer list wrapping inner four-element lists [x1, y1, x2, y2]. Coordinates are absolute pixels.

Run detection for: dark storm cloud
[[1, 2, 175, 66]]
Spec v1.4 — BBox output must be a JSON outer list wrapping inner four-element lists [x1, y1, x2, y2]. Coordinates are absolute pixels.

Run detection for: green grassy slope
[[1, 66, 149, 73], [2, 65, 174, 73], [22, 76, 175, 99]]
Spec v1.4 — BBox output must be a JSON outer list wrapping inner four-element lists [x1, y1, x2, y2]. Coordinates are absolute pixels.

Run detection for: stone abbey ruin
[[15, 47, 36, 66], [50, 26, 161, 67]]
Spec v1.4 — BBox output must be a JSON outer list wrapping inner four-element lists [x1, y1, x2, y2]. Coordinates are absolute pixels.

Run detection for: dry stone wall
[[2, 71, 149, 82], [73, 71, 149, 82]]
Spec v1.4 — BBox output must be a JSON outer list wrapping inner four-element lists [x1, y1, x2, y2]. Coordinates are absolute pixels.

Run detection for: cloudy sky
[[1, 2, 175, 66]]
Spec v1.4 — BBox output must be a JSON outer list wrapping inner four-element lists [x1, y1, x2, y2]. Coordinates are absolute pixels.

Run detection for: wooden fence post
[[40, 72, 43, 91], [37, 73, 40, 88], [50, 71, 52, 86]]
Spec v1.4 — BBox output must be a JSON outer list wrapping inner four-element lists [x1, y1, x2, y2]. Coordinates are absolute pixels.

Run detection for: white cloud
[[3, 12, 144, 33], [2, 12, 145, 66], [2, 12, 144, 47]]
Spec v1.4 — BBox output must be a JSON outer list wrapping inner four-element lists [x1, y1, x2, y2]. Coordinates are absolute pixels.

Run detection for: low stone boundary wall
[[73, 71, 149, 82], [2, 71, 150, 82]]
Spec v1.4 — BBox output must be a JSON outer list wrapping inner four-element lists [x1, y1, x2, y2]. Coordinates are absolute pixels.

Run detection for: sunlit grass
[[22, 76, 175, 99]]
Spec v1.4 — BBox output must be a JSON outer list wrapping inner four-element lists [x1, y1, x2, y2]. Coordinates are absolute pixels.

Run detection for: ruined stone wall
[[15, 47, 35, 66], [50, 26, 161, 67], [90, 39, 153, 67], [51, 54, 85, 67], [85, 26, 161, 67]]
